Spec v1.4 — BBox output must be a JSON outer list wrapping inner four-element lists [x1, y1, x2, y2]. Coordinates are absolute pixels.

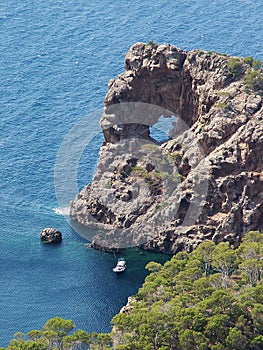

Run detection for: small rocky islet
[[40, 227, 62, 244], [70, 42, 263, 254]]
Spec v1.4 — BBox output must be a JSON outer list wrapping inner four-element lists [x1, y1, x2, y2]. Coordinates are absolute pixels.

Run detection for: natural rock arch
[[70, 42, 263, 253], [101, 42, 229, 146]]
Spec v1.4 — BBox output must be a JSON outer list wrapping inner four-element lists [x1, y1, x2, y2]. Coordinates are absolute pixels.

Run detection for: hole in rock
[[150, 115, 178, 144]]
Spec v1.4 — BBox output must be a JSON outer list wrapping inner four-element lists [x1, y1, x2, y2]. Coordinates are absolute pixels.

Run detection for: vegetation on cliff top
[[112, 231, 263, 350], [1, 231, 262, 350], [226, 55, 263, 93]]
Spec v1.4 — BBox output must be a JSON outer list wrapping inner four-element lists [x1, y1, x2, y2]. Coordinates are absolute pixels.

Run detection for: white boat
[[113, 258, 126, 273]]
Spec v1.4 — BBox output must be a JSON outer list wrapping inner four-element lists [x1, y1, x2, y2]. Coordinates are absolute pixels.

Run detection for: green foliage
[[212, 242, 237, 280], [43, 316, 75, 336], [245, 69, 263, 92], [252, 59, 262, 70], [2, 317, 111, 350], [112, 231, 263, 349], [227, 57, 243, 77], [217, 90, 230, 97], [182, 157, 189, 165], [244, 56, 262, 70], [191, 240, 215, 276], [244, 56, 254, 66], [105, 180, 112, 189], [146, 40, 155, 46], [178, 329, 209, 350], [243, 57, 263, 92], [155, 202, 170, 211], [251, 335, 263, 349], [208, 51, 228, 57], [225, 327, 248, 350], [197, 50, 206, 56], [132, 164, 172, 194], [213, 102, 227, 110], [132, 165, 146, 175], [167, 151, 182, 163], [145, 261, 162, 273], [242, 230, 263, 243]]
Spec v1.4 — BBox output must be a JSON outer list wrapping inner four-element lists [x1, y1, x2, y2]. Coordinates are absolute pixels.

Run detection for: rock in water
[[40, 228, 62, 244]]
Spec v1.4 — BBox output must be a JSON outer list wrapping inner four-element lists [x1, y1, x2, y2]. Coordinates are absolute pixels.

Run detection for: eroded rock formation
[[70, 42, 263, 253]]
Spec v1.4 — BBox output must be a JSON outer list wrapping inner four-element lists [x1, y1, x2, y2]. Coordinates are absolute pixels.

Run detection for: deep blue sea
[[1, 0, 262, 346]]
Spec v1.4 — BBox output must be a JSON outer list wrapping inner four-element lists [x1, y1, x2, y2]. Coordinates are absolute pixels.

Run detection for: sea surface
[[0, 0, 262, 346]]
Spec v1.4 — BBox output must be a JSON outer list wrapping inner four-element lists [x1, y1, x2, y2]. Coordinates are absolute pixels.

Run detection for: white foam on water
[[53, 207, 70, 216]]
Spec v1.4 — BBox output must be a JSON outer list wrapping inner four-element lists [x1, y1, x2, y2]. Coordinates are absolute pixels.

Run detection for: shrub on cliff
[[243, 57, 263, 93], [245, 69, 263, 92], [227, 57, 244, 78]]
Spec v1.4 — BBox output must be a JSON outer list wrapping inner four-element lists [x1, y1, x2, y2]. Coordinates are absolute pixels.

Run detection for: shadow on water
[[110, 247, 171, 286], [69, 219, 171, 286]]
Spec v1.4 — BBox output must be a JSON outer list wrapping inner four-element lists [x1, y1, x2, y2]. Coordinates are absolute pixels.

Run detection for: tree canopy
[[112, 231, 263, 350]]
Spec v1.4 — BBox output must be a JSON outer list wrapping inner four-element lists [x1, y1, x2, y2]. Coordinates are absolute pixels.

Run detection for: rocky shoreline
[[70, 42, 263, 254]]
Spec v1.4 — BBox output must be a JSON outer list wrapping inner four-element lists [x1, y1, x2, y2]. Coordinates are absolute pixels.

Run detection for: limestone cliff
[[70, 42, 263, 253]]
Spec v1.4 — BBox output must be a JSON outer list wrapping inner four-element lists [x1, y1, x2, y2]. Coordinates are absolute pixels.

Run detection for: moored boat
[[113, 258, 126, 273]]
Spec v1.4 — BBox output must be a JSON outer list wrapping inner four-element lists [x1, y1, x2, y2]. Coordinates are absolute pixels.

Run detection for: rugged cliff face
[[70, 42, 263, 253]]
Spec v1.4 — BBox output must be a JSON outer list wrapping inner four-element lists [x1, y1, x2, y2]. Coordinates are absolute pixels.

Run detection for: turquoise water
[[1, 0, 262, 346]]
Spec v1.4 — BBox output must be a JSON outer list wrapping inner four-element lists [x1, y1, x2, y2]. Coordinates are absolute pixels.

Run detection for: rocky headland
[[70, 42, 263, 254]]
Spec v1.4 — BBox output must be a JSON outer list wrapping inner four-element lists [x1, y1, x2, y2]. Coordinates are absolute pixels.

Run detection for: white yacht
[[113, 258, 126, 273]]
